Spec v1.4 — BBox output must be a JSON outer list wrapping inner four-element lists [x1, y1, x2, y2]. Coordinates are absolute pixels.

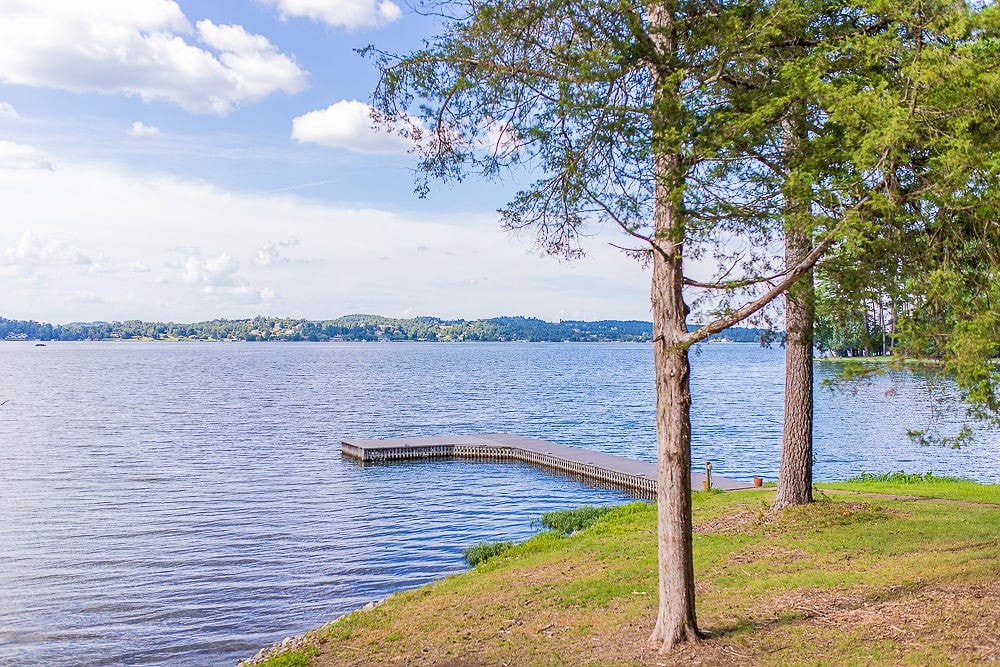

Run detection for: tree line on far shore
[[0, 314, 772, 344]]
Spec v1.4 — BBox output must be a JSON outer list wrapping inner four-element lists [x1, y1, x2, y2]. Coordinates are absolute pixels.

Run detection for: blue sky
[[0, 0, 666, 324]]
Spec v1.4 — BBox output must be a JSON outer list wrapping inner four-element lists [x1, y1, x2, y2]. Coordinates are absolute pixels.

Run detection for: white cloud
[[89, 252, 116, 273], [179, 253, 276, 303], [0, 140, 52, 170], [291, 100, 417, 154], [255, 238, 300, 266], [194, 20, 307, 103], [0, 1, 307, 115], [0, 153, 653, 322], [262, 0, 401, 29], [291, 102, 523, 158], [0, 102, 18, 119], [0, 231, 91, 275], [182, 253, 240, 287], [129, 121, 161, 137]]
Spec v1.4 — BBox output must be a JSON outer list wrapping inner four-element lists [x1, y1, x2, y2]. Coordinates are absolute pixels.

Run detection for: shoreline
[[240, 598, 389, 667], [0, 338, 761, 344]]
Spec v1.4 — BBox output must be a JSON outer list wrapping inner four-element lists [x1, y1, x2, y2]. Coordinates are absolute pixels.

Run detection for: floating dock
[[341, 433, 752, 495]]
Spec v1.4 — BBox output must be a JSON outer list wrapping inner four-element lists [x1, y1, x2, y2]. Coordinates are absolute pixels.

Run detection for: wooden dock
[[341, 433, 753, 495]]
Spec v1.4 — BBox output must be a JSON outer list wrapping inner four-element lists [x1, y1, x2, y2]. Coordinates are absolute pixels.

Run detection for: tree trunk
[[645, 2, 700, 652], [648, 328, 700, 651], [647, 148, 701, 649], [772, 113, 815, 511], [773, 225, 815, 510]]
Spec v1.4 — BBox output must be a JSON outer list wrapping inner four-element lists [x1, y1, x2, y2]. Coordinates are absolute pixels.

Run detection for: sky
[[0, 0, 660, 324]]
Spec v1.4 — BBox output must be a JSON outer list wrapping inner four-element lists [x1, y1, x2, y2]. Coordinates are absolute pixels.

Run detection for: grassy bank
[[252, 479, 1000, 666]]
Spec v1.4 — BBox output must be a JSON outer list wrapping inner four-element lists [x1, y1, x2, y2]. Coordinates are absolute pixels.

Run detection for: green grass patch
[[463, 540, 514, 566], [253, 647, 318, 667], [816, 355, 931, 366], [816, 355, 892, 364], [818, 471, 1000, 504], [845, 470, 972, 484], [537, 504, 618, 533], [776, 497, 892, 530]]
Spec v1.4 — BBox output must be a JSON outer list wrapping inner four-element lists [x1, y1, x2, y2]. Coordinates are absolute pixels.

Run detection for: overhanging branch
[[681, 213, 856, 346]]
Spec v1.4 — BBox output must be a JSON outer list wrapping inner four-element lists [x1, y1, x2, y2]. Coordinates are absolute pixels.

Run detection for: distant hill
[[0, 315, 772, 343]]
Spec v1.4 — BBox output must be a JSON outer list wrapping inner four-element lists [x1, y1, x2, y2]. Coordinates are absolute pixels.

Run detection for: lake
[[1, 342, 997, 666]]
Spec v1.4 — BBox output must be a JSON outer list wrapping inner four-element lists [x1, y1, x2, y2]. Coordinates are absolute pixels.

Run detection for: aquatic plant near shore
[[463, 540, 515, 566], [537, 504, 618, 534]]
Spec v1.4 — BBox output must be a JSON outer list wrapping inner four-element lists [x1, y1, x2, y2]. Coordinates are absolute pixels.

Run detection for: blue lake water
[[1, 341, 997, 666]]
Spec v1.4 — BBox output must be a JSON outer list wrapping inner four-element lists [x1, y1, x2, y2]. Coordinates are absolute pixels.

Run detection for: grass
[[255, 648, 317, 667], [817, 470, 1000, 504], [815, 355, 933, 366], [844, 471, 972, 483], [537, 505, 619, 533], [463, 507, 621, 567], [816, 355, 892, 364], [464, 541, 515, 566], [248, 478, 1000, 667]]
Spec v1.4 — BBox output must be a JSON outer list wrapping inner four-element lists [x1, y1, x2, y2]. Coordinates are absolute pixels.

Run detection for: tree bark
[[773, 225, 815, 510], [648, 318, 701, 651], [772, 113, 815, 511], [647, 144, 701, 649]]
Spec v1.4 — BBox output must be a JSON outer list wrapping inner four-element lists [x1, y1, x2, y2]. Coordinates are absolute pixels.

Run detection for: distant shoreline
[[1, 337, 763, 344], [1, 314, 772, 345]]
